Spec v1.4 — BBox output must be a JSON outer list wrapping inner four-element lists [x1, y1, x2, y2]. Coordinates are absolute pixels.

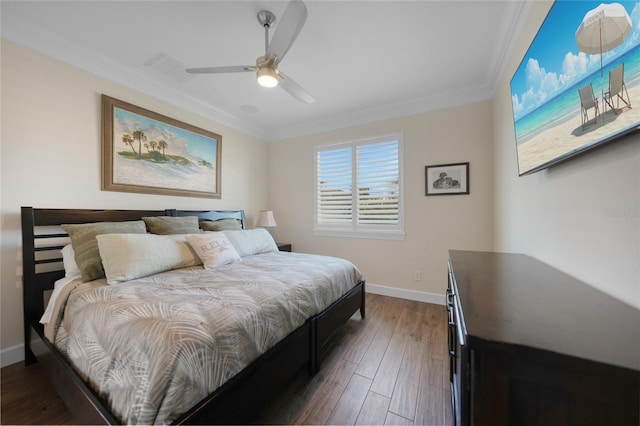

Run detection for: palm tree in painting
[[157, 140, 168, 160], [149, 140, 157, 153], [122, 134, 136, 155], [132, 130, 147, 158]]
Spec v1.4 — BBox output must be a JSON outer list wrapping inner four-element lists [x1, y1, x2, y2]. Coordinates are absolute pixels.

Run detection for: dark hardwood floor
[[0, 360, 74, 425], [1, 293, 452, 425]]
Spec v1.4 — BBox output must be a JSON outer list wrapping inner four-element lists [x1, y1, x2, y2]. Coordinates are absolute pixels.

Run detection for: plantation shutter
[[357, 140, 399, 225], [317, 147, 353, 224], [316, 134, 402, 239]]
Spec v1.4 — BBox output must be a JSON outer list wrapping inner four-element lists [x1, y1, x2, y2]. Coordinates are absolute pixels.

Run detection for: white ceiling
[[1, 0, 531, 141]]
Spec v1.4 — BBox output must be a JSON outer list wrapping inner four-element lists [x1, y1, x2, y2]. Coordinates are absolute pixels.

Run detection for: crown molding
[[1, 13, 268, 139], [2, 1, 529, 143], [488, 0, 534, 94], [262, 84, 494, 141]]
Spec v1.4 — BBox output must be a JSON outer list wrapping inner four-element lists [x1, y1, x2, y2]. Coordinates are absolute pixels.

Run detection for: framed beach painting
[[425, 162, 469, 196], [510, 1, 639, 176], [102, 95, 221, 198]]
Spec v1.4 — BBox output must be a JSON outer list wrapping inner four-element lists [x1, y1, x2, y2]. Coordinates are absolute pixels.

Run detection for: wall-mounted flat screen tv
[[510, 1, 639, 176]]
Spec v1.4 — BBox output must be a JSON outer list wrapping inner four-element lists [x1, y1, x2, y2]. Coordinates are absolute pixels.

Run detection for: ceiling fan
[[186, 0, 314, 104]]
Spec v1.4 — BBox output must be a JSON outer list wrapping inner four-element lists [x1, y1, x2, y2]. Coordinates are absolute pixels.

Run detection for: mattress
[[45, 251, 362, 424]]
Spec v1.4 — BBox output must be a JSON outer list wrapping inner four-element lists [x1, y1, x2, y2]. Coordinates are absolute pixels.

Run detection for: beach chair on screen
[[604, 63, 631, 114], [579, 83, 599, 130]]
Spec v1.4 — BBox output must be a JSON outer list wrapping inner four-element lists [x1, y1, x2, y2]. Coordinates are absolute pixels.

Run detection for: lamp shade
[[255, 210, 277, 227]]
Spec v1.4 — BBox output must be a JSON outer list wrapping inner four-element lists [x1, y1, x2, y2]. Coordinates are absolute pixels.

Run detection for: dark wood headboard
[[20, 206, 246, 363]]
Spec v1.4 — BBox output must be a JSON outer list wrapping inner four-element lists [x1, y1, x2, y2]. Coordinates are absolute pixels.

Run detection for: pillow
[[221, 229, 278, 257], [186, 233, 241, 269], [61, 244, 81, 278], [199, 218, 243, 232], [96, 234, 202, 284], [62, 220, 147, 282], [142, 216, 200, 235]]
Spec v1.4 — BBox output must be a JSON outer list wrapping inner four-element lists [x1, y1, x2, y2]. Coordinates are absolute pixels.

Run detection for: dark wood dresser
[[447, 250, 639, 426]]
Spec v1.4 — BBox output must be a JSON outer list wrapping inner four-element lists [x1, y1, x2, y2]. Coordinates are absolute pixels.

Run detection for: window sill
[[313, 227, 405, 241]]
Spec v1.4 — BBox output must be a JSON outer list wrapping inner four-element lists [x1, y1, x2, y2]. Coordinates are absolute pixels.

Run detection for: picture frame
[[102, 94, 222, 198], [425, 162, 469, 196]]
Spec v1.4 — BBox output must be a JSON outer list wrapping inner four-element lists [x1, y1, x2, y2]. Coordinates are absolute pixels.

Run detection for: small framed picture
[[425, 162, 469, 196]]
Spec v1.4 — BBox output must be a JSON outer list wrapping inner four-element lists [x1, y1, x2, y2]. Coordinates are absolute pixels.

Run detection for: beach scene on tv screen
[[510, 1, 639, 174]]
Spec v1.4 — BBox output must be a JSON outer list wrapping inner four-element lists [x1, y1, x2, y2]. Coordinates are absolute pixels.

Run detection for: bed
[[21, 207, 365, 425]]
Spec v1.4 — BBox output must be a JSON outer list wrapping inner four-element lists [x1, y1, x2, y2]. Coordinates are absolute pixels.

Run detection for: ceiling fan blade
[[267, 0, 308, 64], [186, 65, 254, 74], [279, 71, 315, 104]]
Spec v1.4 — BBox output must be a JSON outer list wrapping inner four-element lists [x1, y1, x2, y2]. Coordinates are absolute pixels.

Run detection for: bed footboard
[[176, 324, 310, 424], [29, 324, 118, 424], [310, 280, 365, 375]]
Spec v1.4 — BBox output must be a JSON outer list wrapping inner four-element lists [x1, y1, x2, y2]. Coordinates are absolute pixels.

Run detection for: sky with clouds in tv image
[[509, 1, 639, 175]]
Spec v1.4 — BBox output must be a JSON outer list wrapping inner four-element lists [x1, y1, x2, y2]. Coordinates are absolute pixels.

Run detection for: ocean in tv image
[[510, 1, 640, 175]]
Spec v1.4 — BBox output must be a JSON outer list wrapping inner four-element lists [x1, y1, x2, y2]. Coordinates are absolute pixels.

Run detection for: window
[[314, 133, 404, 240]]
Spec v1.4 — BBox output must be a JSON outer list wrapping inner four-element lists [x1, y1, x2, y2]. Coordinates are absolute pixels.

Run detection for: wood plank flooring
[[1, 293, 452, 425]]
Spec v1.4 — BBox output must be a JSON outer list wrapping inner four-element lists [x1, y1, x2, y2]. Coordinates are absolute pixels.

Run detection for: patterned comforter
[[49, 252, 362, 424]]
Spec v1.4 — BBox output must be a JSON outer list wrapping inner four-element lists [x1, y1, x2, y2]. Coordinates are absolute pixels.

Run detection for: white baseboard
[[1, 343, 24, 368], [366, 283, 445, 305]]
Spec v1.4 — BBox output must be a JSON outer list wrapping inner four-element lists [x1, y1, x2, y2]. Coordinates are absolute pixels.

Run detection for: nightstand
[[277, 243, 292, 252]]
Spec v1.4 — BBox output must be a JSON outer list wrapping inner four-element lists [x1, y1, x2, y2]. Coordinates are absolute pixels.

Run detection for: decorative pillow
[[96, 234, 202, 284], [142, 216, 201, 235], [222, 229, 278, 257], [199, 218, 243, 232], [62, 220, 147, 282], [61, 244, 81, 278], [186, 233, 241, 269]]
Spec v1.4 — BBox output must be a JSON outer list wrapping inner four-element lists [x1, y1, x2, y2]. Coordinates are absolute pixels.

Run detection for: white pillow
[[96, 234, 202, 284], [186, 233, 241, 269], [61, 244, 81, 278], [221, 229, 278, 257]]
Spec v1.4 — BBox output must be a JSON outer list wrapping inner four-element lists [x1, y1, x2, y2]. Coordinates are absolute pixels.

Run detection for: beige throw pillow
[[199, 218, 243, 232], [221, 229, 279, 257], [143, 216, 201, 235], [186, 233, 241, 269], [96, 234, 202, 284]]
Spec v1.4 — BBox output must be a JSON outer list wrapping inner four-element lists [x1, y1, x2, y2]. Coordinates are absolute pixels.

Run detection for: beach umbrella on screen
[[575, 2, 632, 78]]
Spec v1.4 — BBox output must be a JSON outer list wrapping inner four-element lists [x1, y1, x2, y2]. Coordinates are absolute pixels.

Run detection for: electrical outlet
[[413, 270, 422, 281]]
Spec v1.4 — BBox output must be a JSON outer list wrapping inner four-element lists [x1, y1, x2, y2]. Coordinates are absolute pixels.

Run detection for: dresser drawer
[[447, 261, 469, 426]]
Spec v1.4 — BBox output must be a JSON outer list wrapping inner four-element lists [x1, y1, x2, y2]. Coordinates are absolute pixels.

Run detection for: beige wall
[[4, 0, 635, 366], [492, 2, 640, 308], [268, 103, 494, 298], [0, 40, 269, 356]]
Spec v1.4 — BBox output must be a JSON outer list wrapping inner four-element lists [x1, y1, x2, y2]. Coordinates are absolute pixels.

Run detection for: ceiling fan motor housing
[[257, 10, 276, 28]]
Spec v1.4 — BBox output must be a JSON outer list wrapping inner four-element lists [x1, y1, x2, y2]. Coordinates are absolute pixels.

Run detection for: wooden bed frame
[[21, 206, 365, 425]]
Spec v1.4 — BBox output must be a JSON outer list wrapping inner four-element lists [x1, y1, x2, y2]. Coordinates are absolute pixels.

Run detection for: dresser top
[[448, 250, 640, 371]]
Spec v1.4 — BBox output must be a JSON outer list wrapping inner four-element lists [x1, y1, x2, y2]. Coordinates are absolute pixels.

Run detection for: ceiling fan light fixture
[[257, 66, 279, 88], [185, 1, 314, 102]]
